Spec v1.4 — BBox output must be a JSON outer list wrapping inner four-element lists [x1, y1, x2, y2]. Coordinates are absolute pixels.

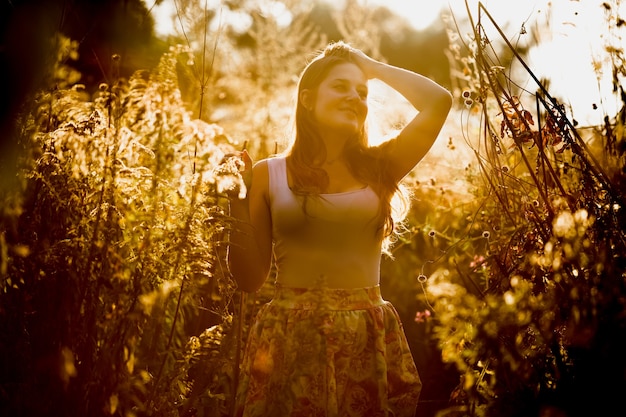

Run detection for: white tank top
[[267, 156, 383, 289]]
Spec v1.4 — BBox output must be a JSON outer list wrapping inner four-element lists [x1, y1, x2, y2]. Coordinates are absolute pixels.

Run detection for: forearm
[[350, 49, 452, 179], [366, 60, 452, 111], [227, 198, 268, 292]]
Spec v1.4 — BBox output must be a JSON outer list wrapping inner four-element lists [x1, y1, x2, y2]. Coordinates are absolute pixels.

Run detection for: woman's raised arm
[[352, 49, 452, 181]]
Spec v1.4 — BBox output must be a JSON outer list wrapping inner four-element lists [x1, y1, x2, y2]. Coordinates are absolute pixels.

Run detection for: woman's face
[[305, 62, 368, 135]]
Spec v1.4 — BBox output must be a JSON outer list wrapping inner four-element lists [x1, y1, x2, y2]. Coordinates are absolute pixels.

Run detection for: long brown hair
[[285, 41, 409, 250]]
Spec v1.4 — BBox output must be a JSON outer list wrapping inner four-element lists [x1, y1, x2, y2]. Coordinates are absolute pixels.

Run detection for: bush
[[0, 45, 242, 417], [425, 4, 626, 417]]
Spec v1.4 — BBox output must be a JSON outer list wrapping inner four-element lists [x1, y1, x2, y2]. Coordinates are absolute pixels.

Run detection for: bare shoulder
[[252, 158, 270, 179], [253, 158, 269, 170], [250, 158, 271, 198], [253, 156, 285, 176]]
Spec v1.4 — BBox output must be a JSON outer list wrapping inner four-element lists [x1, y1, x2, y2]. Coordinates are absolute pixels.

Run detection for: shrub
[[426, 4, 626, 417], [0, 45, 241, 417]]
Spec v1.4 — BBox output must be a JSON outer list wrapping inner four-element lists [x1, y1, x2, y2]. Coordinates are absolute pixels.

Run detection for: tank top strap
[[267, 156, 287, 200]]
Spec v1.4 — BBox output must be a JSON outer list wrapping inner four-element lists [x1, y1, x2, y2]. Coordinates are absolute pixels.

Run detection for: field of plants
[[0, 1, 625, 416]]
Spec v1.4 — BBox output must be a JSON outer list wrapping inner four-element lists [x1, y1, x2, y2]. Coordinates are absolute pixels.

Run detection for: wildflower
[[428, 230, 436, 238], [448, 137, 455, 150], [504, 291, 515, 305], [469, 255, 485, 269], [462, 90, 471, 98], [553, 209, 591, 240], [553, 211, 576, 239], [482, 231, 490, 239], [414, 310, 432, 323]]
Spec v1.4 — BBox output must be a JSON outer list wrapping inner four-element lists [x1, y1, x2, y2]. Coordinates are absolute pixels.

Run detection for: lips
[[340, 107, 358, 117]]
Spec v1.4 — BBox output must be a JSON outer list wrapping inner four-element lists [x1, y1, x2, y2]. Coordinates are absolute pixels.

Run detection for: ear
[[299, 89, 313, 111]]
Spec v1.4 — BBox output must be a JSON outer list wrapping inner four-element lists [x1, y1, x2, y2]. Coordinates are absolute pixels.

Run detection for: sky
[[369, 0, 624, 125], [149, 0, 625, 126], [149, 0, 551, 37]]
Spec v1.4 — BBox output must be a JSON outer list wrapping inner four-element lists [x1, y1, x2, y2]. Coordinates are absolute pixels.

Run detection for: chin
[[336, 122, 362, 134]]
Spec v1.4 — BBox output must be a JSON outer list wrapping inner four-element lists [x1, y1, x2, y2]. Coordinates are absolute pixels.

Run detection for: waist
[[269, 284, 385, 310], [273, 252, 381, 289]]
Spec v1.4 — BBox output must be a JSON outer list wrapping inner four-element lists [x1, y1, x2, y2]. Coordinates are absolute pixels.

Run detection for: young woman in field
[[228, 41, 452, 417]]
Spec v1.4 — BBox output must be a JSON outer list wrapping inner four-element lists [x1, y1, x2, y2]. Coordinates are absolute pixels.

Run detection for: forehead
[[322, 62, 367, 85]]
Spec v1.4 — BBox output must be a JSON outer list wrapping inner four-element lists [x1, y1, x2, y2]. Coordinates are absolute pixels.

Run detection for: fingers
[[239, 149, 253, 190], [220, 149, 253, 167], [219, 149, 253, 193], [241, 149, 253, 170], [220, 153, 237, 164], [215, 150, 253, 199], [350, 49, 377, 79]]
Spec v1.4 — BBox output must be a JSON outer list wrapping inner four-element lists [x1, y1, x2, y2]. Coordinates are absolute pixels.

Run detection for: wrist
[[362, 59, 385, 80]]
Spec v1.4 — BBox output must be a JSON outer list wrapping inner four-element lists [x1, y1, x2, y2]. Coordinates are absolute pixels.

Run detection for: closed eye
[[332, 80, 367, 96]]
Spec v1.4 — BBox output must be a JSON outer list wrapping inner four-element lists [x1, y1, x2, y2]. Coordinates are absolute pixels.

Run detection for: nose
[[347, 88, 360, 101], [345, 89, 366, 106]]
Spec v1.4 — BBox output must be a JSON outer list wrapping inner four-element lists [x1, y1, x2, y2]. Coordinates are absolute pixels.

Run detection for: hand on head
[[323, 41, 378, 79]]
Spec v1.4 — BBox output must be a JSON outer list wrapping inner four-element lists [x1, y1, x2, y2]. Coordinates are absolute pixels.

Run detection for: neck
[[319, 135, 348, 165]]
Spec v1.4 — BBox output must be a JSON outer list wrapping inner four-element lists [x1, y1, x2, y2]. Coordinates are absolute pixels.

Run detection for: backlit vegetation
[[0, 1, 624, 417], [421, 2, 626, 416]]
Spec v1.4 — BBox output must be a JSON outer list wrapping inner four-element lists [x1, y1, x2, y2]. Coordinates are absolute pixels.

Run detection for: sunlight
[[371, 0, 624, 125], [6, 3, 625, 416], [365, 0, 543, 31], [151, 0, 291, 36], [152, 0, 176, 36], [151, 0, 624, 126], [524, 0, 624, 126], [363, 0, 444, 30]]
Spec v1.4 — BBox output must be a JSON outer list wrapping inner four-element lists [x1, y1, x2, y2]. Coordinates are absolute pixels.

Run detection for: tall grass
[[0, 43, 243, 416], [3, 2, 624, 417], [423, 2, 626, 416]]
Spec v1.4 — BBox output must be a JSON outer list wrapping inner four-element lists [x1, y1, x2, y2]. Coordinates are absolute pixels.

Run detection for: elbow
[[228, 247, 270, 293], [231, 267, 268, 293], [433, 90, 453, 121], [439, 89, 453, 111]]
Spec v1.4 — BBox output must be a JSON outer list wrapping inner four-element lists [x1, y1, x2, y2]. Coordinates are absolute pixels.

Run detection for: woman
[[228, 41, 452, 417]]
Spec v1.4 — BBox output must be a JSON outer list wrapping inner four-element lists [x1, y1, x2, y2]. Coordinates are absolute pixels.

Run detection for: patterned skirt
[[234, 285, 422, 417]]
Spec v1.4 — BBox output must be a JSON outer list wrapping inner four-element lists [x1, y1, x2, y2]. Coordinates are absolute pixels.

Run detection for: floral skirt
[[234, 285, 422, 417]]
